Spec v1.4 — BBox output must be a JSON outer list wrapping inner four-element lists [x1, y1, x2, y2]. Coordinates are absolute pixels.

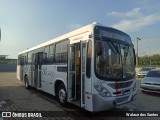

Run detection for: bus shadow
[[0, 85, 133, 118], [27, 87, 132, 117]]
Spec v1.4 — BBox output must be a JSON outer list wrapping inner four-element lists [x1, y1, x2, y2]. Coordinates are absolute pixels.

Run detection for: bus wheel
[[58, 84, 67, 106], [25, 76, 30, 89]]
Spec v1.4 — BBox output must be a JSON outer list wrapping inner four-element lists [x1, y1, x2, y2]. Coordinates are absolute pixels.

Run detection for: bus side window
[[96, 42, 102, 56], [55, 39, 69, 63], [18, 55, 22, 65], [28, 51, 33, 64], [44, 46, 50, 64], [37, 47, 44, 64], [95, 42, 103, 74], [55, 42, 61, 63], [49, 44, 55, 63]]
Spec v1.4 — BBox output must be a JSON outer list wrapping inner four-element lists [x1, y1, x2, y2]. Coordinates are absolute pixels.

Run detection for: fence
[[0, 64, 17, 72]]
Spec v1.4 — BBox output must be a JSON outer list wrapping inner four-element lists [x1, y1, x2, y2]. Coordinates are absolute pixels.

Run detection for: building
[[0, 55, 17, 64], [0, 55, 17, 72], [0, 55, 8, 60]]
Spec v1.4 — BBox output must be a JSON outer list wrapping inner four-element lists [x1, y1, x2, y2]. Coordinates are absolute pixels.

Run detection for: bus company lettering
[[42, 67, 54, 77]]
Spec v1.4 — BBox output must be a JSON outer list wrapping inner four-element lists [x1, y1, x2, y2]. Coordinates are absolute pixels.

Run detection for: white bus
[[17, 22, 137, 112]]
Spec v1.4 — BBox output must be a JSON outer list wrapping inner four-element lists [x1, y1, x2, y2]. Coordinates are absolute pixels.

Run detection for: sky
[[0, 0, 160, 59]]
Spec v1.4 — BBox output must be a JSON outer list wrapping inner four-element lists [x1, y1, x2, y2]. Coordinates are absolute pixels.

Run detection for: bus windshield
[[95, 36, 135, 80]]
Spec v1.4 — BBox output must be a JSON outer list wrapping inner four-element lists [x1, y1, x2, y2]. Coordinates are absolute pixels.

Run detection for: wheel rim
[[59, 89, 66, 103]]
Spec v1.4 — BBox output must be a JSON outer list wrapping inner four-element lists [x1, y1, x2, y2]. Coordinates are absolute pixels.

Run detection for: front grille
[[116, 96, 129, 104], [108, 81, 133, 89], [113, 89, 131, 96]]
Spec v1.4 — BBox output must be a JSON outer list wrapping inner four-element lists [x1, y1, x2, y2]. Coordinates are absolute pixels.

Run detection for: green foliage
[[138, 54, 160, 67]]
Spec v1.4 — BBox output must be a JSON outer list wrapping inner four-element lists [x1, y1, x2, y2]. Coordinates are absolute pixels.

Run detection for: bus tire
[[25, 76, 30, 89], [57, 84, 67, 106]]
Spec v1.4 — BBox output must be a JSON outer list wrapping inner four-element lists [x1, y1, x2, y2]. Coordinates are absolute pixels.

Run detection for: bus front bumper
[[92, 91, 137, 112]]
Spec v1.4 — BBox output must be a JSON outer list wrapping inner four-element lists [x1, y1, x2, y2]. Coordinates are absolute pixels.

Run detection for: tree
[[138, 54, 160, 67]]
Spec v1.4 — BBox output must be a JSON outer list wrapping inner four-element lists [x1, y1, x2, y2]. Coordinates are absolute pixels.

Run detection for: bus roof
[[18, 22, 131, 55]]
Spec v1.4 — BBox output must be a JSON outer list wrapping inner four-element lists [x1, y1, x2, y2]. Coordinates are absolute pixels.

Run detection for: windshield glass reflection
[[95, 36, 135, 80]]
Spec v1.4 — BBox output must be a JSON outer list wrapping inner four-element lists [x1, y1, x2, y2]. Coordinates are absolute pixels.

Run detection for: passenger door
[[67, 44, 76, 101], [67, 41, 87, 108], [80, 41, 87, 108], [37, 52, 43, 89]]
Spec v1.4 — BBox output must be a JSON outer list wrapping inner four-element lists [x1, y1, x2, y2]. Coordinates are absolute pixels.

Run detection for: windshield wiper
[[107, 41, 120, 55]]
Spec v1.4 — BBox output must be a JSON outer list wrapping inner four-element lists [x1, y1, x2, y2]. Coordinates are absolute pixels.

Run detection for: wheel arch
[[24, 74, 28, 81], [54, 79, 66, 96]]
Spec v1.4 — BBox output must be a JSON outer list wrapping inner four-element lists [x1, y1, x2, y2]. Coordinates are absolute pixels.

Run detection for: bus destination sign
[[99, 29, 131, 44]]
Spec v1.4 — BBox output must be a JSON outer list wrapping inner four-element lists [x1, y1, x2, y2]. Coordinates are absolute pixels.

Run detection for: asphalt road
[[0, 72, 159, 120]]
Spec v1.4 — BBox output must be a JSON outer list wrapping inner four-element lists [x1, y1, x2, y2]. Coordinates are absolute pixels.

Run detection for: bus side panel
[[53, 65, 67, 95], [41, 65, 67, 95], [84, 76, 93, 111]]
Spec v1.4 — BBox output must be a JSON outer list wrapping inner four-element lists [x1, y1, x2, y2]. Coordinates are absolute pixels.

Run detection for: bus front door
[[31, 52, 43, 89], [67, 41, 87, 107], [34, 52, 43, 89], [80, 41, 87, 108], [67, 45, 76, 102], [34, 53, 38, 88], [30, 53, 35, 87]]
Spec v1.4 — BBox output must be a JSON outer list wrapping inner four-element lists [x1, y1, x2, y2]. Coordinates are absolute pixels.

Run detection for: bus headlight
[[94, 85, 111, 97]]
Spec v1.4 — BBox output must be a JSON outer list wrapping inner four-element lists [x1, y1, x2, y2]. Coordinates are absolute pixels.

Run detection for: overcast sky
[[0, 0, 160, 58]]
